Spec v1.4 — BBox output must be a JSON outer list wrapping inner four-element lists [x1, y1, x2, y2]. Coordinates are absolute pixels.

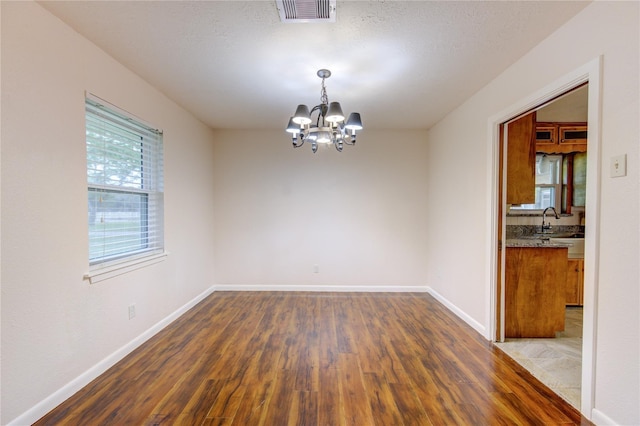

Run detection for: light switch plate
[[128, 304, 136, 319], [610, 154, 627, 177]]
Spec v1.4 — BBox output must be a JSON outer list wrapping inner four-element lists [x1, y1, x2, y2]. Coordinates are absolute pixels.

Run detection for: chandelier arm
[[292, 134, 305, 148], [309, 104, 325, 127]]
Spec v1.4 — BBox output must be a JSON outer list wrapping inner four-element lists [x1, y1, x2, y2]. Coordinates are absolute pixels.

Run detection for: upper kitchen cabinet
[[559, 123, 588, 144], [536, 122, 587, 154], [535, 123, 558, 145], [507, 112, 536, 205]]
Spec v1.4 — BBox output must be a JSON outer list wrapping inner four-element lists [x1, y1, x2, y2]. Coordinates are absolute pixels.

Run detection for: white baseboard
[[426, 287, 486, 337], [8, 285, 216, 426], [214, 284, 429, 293], [591, 408, 621, 426]]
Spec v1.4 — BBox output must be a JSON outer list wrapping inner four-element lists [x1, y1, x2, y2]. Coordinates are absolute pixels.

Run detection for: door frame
[[486, 57, 602, 419]]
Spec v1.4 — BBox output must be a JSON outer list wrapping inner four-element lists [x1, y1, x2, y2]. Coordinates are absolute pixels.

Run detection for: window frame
[[85, 93, 165, 281], [510, 154, 562, 212]]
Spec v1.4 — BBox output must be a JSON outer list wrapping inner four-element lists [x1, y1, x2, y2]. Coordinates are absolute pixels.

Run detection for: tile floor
[[495, 307, 583, 409]]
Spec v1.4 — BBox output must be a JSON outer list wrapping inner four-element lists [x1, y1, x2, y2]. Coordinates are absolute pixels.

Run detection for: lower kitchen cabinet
[[566, 258, 584, 306], [505, 247, 568, 338]]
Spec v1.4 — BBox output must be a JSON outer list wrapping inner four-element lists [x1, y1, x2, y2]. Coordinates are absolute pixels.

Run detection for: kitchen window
[[86, 95, 164, 270], [511, 154, 562, 210]]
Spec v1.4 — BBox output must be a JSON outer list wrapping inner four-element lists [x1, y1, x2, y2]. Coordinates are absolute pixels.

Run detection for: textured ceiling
[[39, 1, 590, 130]]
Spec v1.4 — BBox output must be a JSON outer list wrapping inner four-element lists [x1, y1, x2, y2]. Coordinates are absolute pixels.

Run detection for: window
[[86, 95, 164, 267], [511, 154, 562, 210], [570, 152, 587, 207]]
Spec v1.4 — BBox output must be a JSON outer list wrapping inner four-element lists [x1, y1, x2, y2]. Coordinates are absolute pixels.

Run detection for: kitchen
[[498, 84, 588, 408]]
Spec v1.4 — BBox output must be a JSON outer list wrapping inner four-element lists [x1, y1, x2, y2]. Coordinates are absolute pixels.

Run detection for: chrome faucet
[[541, 207, 560, 233]]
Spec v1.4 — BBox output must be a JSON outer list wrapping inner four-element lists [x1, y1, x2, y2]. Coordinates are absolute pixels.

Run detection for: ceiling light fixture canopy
[[286, 69, 363, 153]]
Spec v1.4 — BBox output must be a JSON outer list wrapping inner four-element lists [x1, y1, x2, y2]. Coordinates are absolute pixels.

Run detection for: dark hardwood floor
[[35, 292, 592, 425]]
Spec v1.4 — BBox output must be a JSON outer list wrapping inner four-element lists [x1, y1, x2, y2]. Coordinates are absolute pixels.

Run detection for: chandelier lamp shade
[[286, 69, 363, 153]]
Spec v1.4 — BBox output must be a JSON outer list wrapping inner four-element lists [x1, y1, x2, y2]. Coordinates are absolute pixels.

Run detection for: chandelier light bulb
[[317, 129, 332, 144], [345, 113, 363, 130], [292, 104, 312, 125], [286, 117, 300, 134], [325, 102, 345, 123]]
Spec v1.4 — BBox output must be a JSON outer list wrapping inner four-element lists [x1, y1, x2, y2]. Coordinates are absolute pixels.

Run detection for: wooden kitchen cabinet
[[559, 124, 588, 145], [536, 122, 587, 154], [505, 247, 568, 338], [566, 258, 584, 306], [535, 123, 558, 145], [506, 112, 536, 204]]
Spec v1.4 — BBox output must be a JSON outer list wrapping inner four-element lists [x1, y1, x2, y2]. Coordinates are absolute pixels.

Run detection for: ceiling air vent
[[276, 0, 336, 23]]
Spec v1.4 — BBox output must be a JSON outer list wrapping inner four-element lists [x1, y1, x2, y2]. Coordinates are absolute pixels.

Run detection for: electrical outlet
[[313, 264, 319, 273], [128, 304, 136, 319]]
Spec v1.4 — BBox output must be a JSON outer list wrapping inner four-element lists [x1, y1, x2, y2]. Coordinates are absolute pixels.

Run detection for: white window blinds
[[86, 95, 164, 267]]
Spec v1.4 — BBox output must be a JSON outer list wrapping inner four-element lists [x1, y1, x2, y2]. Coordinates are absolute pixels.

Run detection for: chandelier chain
[[320, 77, 329, 106]]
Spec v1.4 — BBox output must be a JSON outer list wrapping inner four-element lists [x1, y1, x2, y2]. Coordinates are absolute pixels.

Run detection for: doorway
[[488, 58, 602, 419]]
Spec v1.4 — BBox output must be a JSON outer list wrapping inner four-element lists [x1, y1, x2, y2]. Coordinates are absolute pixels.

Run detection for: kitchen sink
[[549, 237, 584, 257], [533, 232, 584, 239]]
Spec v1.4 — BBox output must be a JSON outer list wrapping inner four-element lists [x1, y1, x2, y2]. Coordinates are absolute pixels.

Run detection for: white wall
[[212, 129, 429, 290], [1, 2, 217, 423], [3, 1, 637, 424], [425, 2, 639, 424]]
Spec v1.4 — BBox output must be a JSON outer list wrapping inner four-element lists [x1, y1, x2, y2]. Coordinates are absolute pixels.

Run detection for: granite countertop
[[506, 238, 573, 248]]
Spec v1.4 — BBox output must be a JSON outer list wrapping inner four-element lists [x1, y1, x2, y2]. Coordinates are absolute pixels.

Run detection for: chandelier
[[286, 69, 363, 153]]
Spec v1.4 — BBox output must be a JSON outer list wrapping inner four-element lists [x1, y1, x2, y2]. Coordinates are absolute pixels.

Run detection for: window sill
[[84, 251, 168, 284]]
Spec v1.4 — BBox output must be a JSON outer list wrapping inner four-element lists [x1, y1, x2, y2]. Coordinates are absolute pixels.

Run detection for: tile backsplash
[[506, 206, 585, 238]]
